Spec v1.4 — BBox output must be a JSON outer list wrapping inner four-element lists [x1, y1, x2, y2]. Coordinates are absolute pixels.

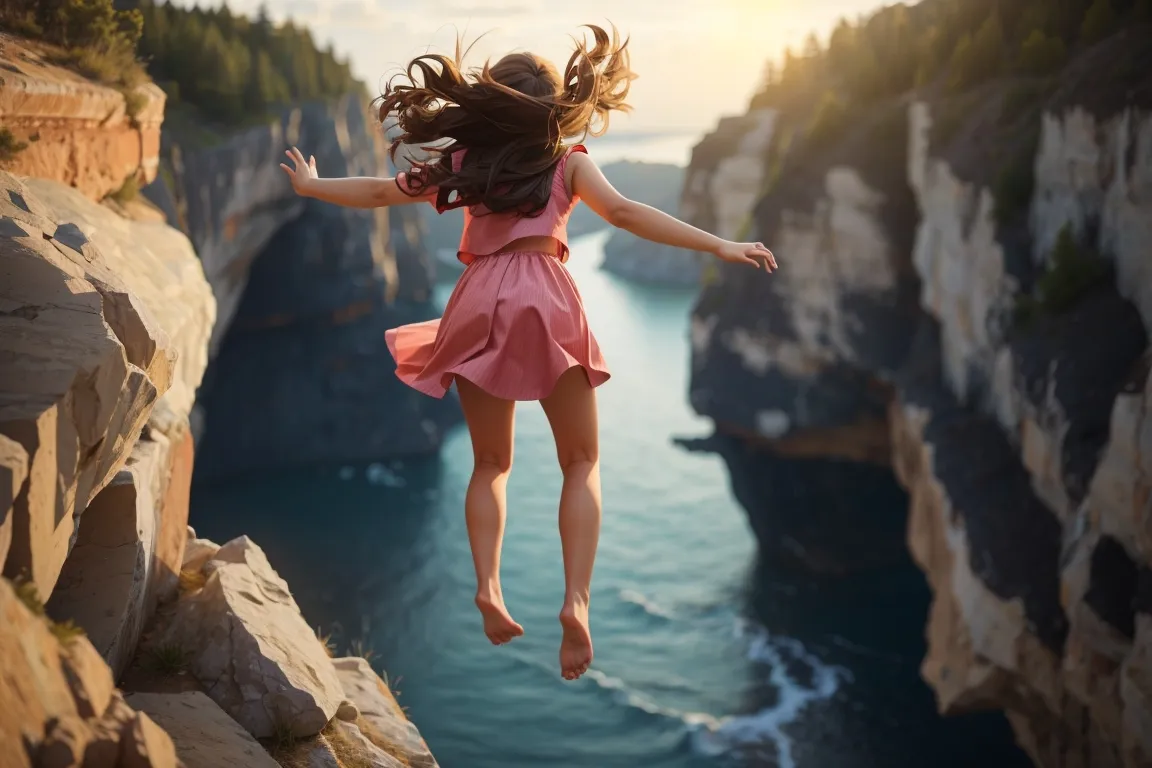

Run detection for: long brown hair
[[377, 24, 635, 216]]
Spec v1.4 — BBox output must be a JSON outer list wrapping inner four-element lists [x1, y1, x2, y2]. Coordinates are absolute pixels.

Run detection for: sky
[[176, 0, 887, 134]]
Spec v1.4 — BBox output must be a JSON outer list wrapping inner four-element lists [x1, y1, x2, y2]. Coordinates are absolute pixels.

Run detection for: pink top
[[397, 145, 587, 265]]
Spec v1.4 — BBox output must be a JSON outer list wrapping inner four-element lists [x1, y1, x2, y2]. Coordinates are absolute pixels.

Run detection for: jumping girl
[[280, 24, 776, 682]]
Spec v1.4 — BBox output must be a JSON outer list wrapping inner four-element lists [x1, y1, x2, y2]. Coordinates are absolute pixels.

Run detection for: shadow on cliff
[[679, 432, 1031, 768], [151, 97, 462, 481]]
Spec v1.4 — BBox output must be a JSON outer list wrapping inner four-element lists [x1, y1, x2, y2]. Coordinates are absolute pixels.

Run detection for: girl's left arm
[[279, 147, 433, 208]]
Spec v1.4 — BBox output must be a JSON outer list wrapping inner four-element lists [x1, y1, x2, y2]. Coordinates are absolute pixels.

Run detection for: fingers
[[278, 162, 294, 178], [756, 242, 778, 270]]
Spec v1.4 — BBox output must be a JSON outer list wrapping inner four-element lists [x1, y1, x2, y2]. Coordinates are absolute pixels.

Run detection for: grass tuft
[[108, 174, 139, 205], [148, 642, 190, 676]]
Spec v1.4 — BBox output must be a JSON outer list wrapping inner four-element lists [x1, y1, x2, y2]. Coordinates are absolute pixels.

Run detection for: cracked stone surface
[[332, 656, 439, 768], [125, 690, 279, 768], [161, 535, 344, 739]]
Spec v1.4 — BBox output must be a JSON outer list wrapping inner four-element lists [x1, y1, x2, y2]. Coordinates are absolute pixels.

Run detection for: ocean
[[190, 133, 1029, 767]]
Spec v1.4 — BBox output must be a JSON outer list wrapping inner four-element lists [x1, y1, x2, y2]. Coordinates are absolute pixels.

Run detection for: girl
[[280, 24, 776, 682]]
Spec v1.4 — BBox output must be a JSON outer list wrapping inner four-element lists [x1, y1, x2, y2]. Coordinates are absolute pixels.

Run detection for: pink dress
[[384, 145, 611, 401]]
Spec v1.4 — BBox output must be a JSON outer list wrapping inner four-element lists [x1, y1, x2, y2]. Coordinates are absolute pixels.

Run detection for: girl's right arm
[[279, 147, 435, 208], [568, 152, 776, 271]]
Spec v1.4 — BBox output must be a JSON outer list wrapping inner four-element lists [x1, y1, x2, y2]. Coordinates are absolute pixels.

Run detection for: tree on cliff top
[[125, 0, 363, 126], [0, 0, 146, 87]]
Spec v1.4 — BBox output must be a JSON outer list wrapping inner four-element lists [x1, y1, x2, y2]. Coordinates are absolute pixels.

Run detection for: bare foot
[[475, 593, 524, 645], [558, 599, 593, 680]]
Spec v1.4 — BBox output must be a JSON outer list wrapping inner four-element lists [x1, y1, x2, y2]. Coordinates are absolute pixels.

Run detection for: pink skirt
[[385, 250, 611, 401]]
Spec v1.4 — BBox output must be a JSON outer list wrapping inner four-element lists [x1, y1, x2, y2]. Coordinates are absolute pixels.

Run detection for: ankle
[[562, 590, 590, 609], [475, 582, 503, 602]]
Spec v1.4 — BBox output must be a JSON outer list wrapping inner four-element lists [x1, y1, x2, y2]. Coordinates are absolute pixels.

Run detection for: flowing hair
[[376, 24, 636, 216]]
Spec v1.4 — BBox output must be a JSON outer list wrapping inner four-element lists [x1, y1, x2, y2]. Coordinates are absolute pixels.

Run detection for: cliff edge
[[0, 33, 440, 768]]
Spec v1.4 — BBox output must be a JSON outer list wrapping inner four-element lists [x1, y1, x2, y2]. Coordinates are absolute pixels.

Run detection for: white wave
[[584, 669, 724, 731], [690, 620, 851, 766], [617, 588, 675, 620]]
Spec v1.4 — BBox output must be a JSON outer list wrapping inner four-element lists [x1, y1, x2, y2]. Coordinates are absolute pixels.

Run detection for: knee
[[474, 450, 513, 476], [557, 446, 598, 474]]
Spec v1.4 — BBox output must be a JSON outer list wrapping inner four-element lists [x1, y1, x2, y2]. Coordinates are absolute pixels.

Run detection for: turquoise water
[[191, 230, 1026, 767]]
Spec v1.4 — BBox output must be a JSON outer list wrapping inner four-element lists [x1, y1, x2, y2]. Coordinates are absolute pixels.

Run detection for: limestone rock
[[1, 168, 211, 602], [0, 434, 28, 571], [0, 35, 166, 201], [0, 577, 129, 766], [36, 714, 93, 768], [0, 183, 156, 596], [162, 536, 343, 738], [335, 699, 360, 722], [117, 710, 179, 768], [125, 691, 279, 768], [46, 425, 188, 680], [332, 656, 438, 768], [23, 177, 216, 423], [1031, 109, 1152, 335], [181, 538, 220, 573]]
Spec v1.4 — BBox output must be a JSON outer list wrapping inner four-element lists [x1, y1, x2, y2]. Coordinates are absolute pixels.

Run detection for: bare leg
[[457, 376, 523, 645], [540, 366, 601, 680]]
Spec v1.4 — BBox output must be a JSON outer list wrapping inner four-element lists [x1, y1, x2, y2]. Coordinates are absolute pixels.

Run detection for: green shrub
[[1081, 0, 1118, 43], [1014, 224, 1111, 329], [1018, 30, 1067, 75], [108, 174, 139, 205], [0, 128, 28, 167], [123, 88, 149, 123]]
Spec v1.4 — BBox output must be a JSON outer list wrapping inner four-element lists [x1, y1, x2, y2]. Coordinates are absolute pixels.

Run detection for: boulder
[[180, 537, 220, 574], [332, 656, 439, 768], [117, 710, 180, 768], [0, 576, 138, 767], [125, 691, 279, 768], [162, 536, 343, 738], [0, 434, 28, 571]]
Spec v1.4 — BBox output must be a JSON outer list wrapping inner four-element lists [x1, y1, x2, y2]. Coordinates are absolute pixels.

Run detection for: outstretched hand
[[715, 241, 777, 271], [279, 146, 318, 196]]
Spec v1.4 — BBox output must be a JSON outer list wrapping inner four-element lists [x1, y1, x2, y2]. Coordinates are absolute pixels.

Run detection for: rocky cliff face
[[598, 114, 776, 287], [0, 35, 165, 201], [1, 47, 441, 768], [686, 37, 1152, 768], [143, 97, 454, 479]]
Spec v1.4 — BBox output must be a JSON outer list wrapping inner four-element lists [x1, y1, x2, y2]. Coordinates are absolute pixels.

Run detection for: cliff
[[1, 38, 440, 768], [683, 15, 1152, 768], [0, 34, 165, 201], [140, 99, 454, 479]]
